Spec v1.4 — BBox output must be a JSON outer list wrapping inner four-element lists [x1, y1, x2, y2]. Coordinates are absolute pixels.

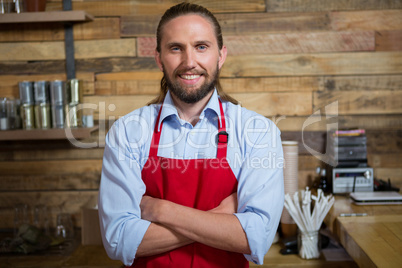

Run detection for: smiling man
[[98, 2, 284, 267]]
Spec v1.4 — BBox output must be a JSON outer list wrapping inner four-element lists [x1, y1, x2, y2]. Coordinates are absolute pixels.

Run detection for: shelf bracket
[[63, 0, 76, 80]]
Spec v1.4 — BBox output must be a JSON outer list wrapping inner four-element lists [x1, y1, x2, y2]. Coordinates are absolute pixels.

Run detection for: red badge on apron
[[132, 100, 249, 267]]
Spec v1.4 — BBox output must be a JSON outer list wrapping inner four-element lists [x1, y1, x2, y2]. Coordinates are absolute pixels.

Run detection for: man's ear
[[218, 46, 227, 70], [155, 50, 163, 71]]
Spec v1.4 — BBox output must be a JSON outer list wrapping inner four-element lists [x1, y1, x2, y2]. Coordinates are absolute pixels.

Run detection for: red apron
[[132, 100, 249, 267]]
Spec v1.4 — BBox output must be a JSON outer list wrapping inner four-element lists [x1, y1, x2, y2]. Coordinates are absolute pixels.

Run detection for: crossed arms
[[136, 193, 251, 257]]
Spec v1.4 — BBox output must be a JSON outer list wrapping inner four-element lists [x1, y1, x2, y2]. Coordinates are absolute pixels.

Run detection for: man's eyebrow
[[195, 40, 213, 46], [166, 42, 183, 48], [165, 40, 214, 48]]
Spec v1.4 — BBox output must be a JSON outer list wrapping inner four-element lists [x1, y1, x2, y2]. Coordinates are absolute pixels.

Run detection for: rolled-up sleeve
[[98, 118, 151, 266], [234, 117, 284, 264]]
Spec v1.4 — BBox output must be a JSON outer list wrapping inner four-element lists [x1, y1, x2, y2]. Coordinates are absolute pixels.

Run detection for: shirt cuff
[[102, 218, 151, 266], [234, 212, 268, 264]]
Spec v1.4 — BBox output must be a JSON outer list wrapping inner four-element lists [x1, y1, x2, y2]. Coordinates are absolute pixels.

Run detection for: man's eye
[[171, 47, 180, 52], [198, 45, 207, 51]]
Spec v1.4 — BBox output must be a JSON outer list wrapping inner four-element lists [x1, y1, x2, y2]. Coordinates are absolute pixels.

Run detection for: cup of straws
[[284, 187, 335, 259]]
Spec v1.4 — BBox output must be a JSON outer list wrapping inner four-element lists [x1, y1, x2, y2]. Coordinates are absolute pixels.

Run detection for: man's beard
[[163, 64, 219, 104]]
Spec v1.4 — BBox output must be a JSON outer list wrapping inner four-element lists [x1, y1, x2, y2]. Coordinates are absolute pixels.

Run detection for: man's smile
[[179, 74, 201, 80]]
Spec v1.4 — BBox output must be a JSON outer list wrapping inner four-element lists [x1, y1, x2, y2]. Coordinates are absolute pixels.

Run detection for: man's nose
[[182, 49, 196, 68]]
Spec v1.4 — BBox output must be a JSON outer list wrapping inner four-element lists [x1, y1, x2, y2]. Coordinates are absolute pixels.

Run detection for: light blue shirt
[[98, 89, 284, 266]]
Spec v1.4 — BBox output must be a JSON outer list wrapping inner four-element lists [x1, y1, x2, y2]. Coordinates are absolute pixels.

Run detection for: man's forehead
[[162, 14, 215, 33], [160, 14, 217, 43]]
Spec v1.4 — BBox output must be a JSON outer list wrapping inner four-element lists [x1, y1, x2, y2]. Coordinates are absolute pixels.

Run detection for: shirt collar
[[156, 89, 222, 132]]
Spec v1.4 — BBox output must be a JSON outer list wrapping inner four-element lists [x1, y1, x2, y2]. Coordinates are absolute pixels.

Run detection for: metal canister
[[34, 103, 51, 129], [65, 79, 83, 128], [7, 98, 21, 129], [20, 104, 35, 129], [0, 98, 9, 130], [65, 104, 82, 128], [19, 81, 34, 105], [34, 81, 51, 129], [50, 80, 66, 128], [19, 81, 35, 129], [66, 79, 83, 105], [51, 104, 65, 128]]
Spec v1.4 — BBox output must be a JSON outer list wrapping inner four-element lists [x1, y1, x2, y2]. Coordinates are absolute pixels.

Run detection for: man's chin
[[170, 87, 214, 104]]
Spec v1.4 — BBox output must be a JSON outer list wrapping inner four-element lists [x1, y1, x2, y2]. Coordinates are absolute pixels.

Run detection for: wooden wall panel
[[320, 75, 402, 91], [266, 0, 402, 12], [95, 71, 162, 95], [218, 12, 331, 35], [84, 95, 156, 120], [331, 10, 402, 31], [275, 115, 402, 132], [0, 39, 136, 61], [137, 37, 157, 57], [232, 92, 313, 116], [368, 154, 402, 169], [222, 77, 319, 93], [0, 138, 104, 161], [313, 90, 402, 115], [0, 18, 120, 42], [0, 160, 102, 176], [0, 57, 159, 75], [221, 52, 402, 77], [0, 147, 104, 162], [224, 31, 375, 55], [187, 0, 266, 13], [0, 173, 100, 191], [46, 0, 266, 16], [95, 80, 160, 95], [121, 15, 161, 37], [366, 130, 402, 154], [376, 31, 402, 52], [96, 71, 162, 81], [46, 0, 179, 16]]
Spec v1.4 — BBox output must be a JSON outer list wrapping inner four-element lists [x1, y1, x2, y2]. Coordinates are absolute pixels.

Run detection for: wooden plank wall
[[0, 0, 401, 229]]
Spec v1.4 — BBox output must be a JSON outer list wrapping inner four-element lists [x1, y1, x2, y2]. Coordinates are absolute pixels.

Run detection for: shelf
[[0, 10, 94, 24], [0, 126, 99, 141]]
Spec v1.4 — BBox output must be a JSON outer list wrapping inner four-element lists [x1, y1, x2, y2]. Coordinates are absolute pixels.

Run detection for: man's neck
[[170, 91, 214, 126]]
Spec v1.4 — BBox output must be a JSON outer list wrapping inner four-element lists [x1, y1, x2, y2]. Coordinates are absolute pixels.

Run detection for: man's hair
[[148, 2, 238, 105]]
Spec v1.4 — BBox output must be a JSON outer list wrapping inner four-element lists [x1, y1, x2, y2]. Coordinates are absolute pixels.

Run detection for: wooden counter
[[0, 244, 122, 268], [325, 195, 402, 268], [0, 243, 357, 268]]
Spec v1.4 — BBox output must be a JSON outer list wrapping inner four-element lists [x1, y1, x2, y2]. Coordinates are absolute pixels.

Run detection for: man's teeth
[[180, 74, 200, 80]]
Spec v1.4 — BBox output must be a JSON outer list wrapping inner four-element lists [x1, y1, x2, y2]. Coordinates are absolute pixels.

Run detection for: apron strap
[[216, 99, 228, 159], [149, 99, 228, 159], [149, 104, 163, 157]]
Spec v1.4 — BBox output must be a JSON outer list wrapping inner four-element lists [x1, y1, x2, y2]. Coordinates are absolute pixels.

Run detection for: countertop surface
[[0, 242, 358, 268], [325, 194, 402, 268]]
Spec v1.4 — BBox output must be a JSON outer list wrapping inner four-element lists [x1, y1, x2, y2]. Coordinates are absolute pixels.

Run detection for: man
[[98, 2, 284, 267]]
